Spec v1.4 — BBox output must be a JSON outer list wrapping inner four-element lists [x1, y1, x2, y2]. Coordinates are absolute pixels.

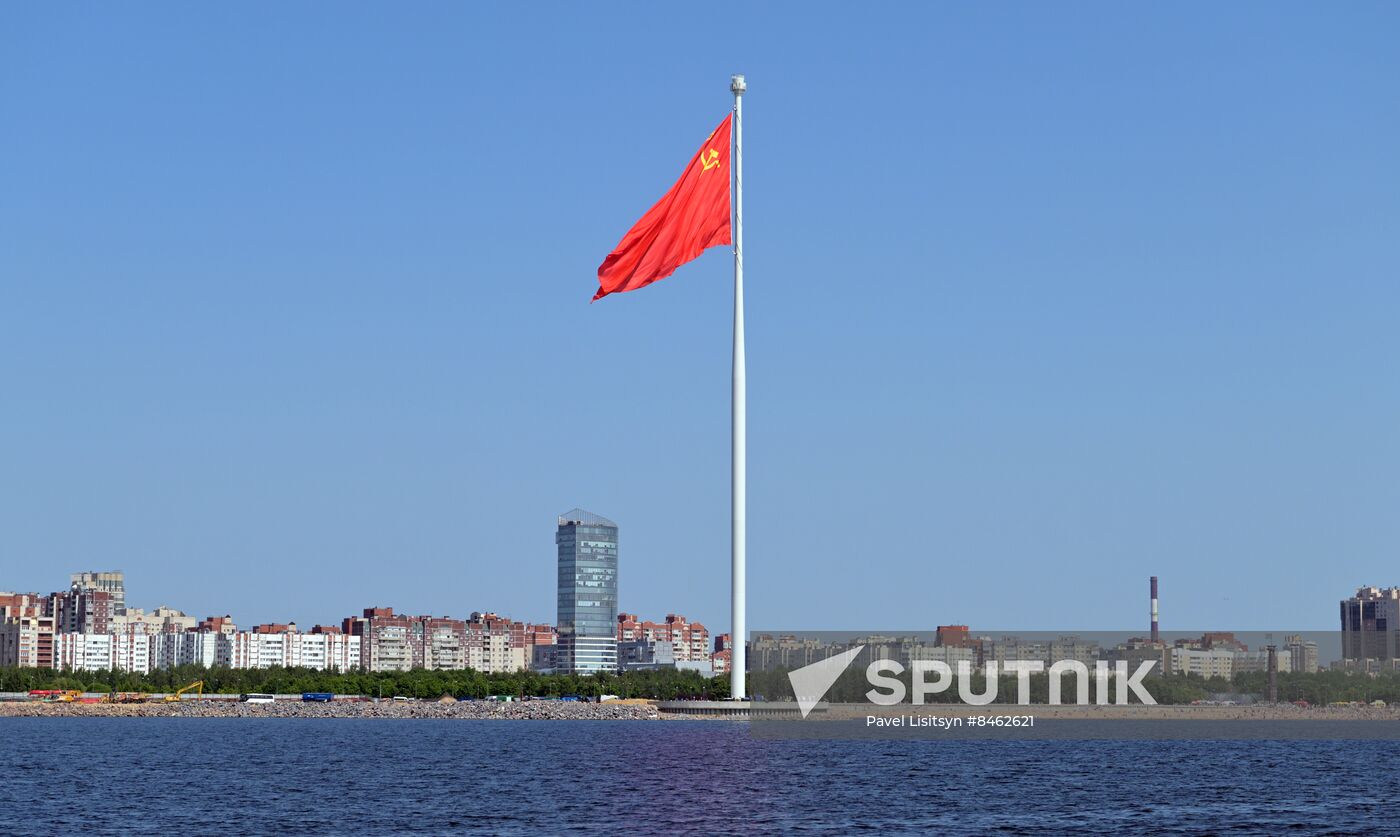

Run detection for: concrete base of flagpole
[[655, 701, 819, 718], [656, 700, 753, 717]]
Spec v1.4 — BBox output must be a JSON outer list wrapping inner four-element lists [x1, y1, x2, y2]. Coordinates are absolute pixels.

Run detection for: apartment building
[[113, 606, 197, 635], [1341, 587, 1400, 662], [341, 607, 549, 673], [750, 634, 828, 671], [53, 632, 151, 674], [342, 608, 461, 672], [617, 613, 712, 668], [51, 586, 114, 635], [297, 630, 361, 671], [153, 630, 229, 669], [229, 624, 361, 670], [524, 623, 556, 672], [470, 612, 527, 673], [70, 571, 126, 616], [1283, 634, 1319, 674], [1169, 646, 1236, 679], [0, 613, 56, 668]]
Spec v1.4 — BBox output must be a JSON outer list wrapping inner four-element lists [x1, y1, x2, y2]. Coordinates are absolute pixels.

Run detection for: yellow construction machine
[[163, 681, 204, 703]]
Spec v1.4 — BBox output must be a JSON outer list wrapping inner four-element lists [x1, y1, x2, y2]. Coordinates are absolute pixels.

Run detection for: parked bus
[[239, 693, 275, 704]]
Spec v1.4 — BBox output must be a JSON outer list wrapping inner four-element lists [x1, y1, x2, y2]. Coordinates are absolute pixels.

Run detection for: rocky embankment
[[0, 699, 661, 720]]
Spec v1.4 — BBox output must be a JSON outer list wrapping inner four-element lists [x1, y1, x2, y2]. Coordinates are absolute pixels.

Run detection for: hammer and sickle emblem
[[699, 148, 720, 171]]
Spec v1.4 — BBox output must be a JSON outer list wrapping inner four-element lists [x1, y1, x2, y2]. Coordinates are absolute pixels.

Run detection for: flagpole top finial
[[731, 74, 746, 95]]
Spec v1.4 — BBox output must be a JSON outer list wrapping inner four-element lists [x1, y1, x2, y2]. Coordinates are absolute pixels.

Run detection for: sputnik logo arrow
[[787, 645, 865, 718]]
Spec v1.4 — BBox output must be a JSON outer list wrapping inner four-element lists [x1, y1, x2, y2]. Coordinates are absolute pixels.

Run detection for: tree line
[[9, 664, 1398, 705]]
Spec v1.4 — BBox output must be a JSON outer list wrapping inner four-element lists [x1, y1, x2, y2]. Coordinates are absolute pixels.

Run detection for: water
[[0, 719, 1387, 835]]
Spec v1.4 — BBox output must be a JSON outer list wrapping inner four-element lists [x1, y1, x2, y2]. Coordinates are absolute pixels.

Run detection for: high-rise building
[[1341, 587, 1400, 662], [152, 630, 228, 669], [228, 626, 361, 670], [935, 625, 972, 647], [750, 634, 829, 672], [342, 607, 471, 672], [70, 571, 126, 616], [51, 586, 114, 635], [555, 509, 619, 675], [197, 615, 239, 635], [524, 623, 556, 671], [469, 612, 530, 673], [344, 607, 417, 672], [0, 592, 48, 621], [712, 633, 732, 674], [617, 613, 711, 667], [421, 617, 470, 671], [0, 613, 56, 668], [1283, 634, 1319, 673]]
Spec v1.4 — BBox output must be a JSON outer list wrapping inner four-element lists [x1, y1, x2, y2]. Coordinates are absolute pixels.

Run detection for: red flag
[[594, 114, 732, 301]]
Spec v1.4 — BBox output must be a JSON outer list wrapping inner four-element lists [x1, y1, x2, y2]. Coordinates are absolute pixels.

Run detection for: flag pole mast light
[[730, 73, 746, 701]]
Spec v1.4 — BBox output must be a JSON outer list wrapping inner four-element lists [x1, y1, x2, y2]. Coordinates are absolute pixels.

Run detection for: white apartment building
[[54, 633, 114, 672], [228, 631, 360, 671], [53, 632, 151, 674], [1170, 647, 1236, 679], [113, 631, 152, 673], [42, 626, 359, 674], [296, 633, 360, 671], [230, 632, 290, 669], [153, 631, 229, 669]]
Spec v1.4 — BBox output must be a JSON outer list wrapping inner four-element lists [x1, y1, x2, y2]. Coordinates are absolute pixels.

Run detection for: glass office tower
[[556, 509, 618, 674]]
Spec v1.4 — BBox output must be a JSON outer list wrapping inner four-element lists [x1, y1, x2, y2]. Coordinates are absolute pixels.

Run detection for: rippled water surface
[[0, 718, 1386, 835]]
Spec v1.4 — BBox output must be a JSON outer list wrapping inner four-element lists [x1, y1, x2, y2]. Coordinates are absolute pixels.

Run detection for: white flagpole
[[730, 73, 746, 701]]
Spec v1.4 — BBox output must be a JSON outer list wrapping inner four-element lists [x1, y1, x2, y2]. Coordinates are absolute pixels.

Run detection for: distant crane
[[163, 681, 204, 703]]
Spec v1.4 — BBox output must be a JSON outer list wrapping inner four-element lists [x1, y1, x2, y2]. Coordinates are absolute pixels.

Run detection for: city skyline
[[8, 562, 1394, 640], [4, 558, 1395, 681]]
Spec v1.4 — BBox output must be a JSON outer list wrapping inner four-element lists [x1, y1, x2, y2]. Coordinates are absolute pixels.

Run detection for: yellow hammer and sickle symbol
[[700, 148, 720, 171]]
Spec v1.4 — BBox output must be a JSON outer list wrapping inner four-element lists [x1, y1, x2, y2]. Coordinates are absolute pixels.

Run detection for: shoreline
[[0, 700, 665, 720], [6, 700, 1400, 721]]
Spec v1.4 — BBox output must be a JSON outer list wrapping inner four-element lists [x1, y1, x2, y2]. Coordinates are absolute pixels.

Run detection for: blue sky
[[2, 4, 1397, 632]]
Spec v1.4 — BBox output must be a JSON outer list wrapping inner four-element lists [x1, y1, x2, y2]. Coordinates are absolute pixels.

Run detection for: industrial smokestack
[[1150, 576, 1160, 644]]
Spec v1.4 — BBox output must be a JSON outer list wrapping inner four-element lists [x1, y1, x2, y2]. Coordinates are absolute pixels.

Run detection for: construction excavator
[[163, 680, 204, 703]]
